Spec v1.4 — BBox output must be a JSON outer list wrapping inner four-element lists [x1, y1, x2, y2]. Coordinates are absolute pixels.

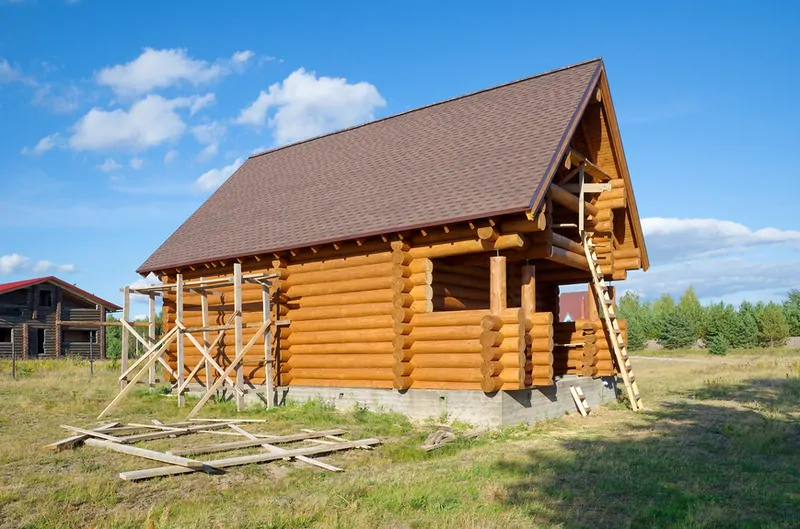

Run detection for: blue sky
[[1, 0, 799, 316]]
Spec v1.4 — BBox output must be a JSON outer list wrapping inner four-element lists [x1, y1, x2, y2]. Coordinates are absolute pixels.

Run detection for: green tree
[[756, 301, 790, 347], [708, 334, 729, 355], [106, 314, 121, 360], [704, 302, 738, 348], [658, 306, 697, 349], [783, 289, 800, 336], [652, 293, 676, 340], [678, 286, 704, 340], [618, 291, 647, 350], [734, 301, 759, 349]]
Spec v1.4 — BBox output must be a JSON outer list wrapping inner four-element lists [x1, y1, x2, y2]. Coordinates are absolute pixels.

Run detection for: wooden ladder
[[581, 232, 643, 411]]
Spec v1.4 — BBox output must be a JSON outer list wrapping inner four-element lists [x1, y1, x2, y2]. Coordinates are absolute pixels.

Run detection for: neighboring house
[[0, 277, 121, 359], [559, 287, 616, 322]]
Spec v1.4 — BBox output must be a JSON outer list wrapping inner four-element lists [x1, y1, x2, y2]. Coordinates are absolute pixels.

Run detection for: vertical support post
[[11, 329, 16, 379], [262, 279, 273, 408], [89, 330, 94, 375], [490, 256, 507, 315], [148, 294, 156, 388], [22, 323, 29, 361], [98, 303, 106, 359], [578, 166, 586, 233], [200, 278, 211, 389], [55, 296, 62, 357], [120, 286, 130, 390], [176, 274, 185, 407], [521, 265, 536, 315], [234, 263, 244, 411]]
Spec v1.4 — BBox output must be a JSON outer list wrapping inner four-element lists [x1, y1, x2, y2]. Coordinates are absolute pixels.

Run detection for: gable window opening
[[62, 329, 97, 343], [39, 290, 53, 308], [0, 328, 11, 343]]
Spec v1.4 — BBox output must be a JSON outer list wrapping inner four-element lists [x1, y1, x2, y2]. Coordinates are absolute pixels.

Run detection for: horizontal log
[[408, 325, 485, 342], [531, 351, 554, 365], [594, 197, 626, 210], [410, 300, 434, 313], [409, 271, 432, 286], [284, 302, 393, 323], [481, 361, 503, 377], [283, 262, 407, 288], [598, 187, 625, 201], [392, 362, 414, 376], [530, 312, 555, 325], [280, 342, 394, 355], [410, 225, 478, 246], [290, 314, 394, 333], [285, 289, 395, 309], [499, 215, 546, 234], [614, 257, 641, 270], [613, 247, 640, 260], [408, 354, 483, 369], [282, 368, 394, 382], [549, 183, 599, 217], [481, 377, 503, 393], [287, 354, 393, 369], [480, 331, 504, 347], [287, 378, 394, 389], [402, 340, 483, 356], [548, 246, 590, 271], [284, 328, 395, 346], [408, 258, 433, 274], [412, 310, 491, 328], [432, 262, 489, 280], [550, 232, 584, 255], [409, 234, 526, 259], [529, 325, 554, 339], [286, 252, 394, 274], [409, 380, 483, 391], [410, 285, 434, 301], [410, 367, 483, 383], [530, 337, 554, 351]]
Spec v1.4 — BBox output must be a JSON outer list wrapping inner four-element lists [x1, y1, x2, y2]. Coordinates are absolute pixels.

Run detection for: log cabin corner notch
[[133, 58, 648, 420]]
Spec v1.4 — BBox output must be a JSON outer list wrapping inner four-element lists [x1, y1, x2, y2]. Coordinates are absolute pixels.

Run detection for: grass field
[[0, 350, 798, 529]]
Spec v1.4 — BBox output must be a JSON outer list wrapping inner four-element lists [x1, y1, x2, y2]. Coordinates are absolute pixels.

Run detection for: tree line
[[105, 313, 163, 360], [617, 287, 800, 354]]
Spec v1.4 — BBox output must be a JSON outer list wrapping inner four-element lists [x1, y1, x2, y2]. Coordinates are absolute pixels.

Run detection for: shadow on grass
[[493, 377, 800, 528]]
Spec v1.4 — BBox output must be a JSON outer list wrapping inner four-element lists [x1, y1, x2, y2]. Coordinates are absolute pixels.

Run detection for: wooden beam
[[168, 428, 348, 456], [228, 425, 342, 472], [201, 277, 212, 389], [233, 263, 244, 411], [262, 280, 274, 407], [115, 421, 234, 443], [148, 294, 156, 388], [42, 422, 119, 451], [120, 438, 381, 481], [60, 425, 124, 443], [176, 274, 185, 408], [490, 256, 507, 315], [84, 439, 216, 471], [120, 286, 130, 390], [549, 184, 599, 217]]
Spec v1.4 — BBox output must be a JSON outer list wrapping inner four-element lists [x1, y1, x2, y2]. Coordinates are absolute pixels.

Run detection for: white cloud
[[96, 48, 253, 96], [32, 260, 76, 274], [192, 121, 226, 161], [129, 157, 143, 169], [96, 157, 121, 172], [232, 50, 254, 64], [0, 58, 35, 85], [0, 253, 75, 276], [128, 273, 162, 300], [96, 48, 224, 95], [0, 254, 29, 275], [69, 94, 197, 151], [31, 83, 81, 113], [189, 92, 215, 116], [642, 217, 800, 265], [21, 133, 61, 156], [164, 149, 179, 163], [197, 143, 218, 161], [194, 157, 244, 192], [234, 68, 385, 145]]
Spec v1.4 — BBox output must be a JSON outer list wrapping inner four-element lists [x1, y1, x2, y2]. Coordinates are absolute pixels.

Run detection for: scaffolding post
[[234, 263, 245, 411], [200, 277, 212, 389], [148, 294, 156, 389], [176, 274, 185, 407], [262, 279, 274, 408], [120, 286, 130, 390]]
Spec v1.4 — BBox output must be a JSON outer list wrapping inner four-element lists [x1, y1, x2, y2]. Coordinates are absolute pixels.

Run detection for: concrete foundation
[[226, 376, 618, 427]]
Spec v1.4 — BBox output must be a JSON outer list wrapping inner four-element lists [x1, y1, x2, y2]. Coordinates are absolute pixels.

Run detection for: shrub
[[708, 334, 729, 356]]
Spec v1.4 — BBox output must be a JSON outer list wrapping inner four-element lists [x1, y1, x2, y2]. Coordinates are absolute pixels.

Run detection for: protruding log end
[[481, 376, 503, 393], [480, 315, 503, 331], [394, 376, 412, 390]]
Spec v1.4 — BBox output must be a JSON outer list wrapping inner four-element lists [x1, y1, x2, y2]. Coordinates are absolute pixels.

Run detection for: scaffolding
[[99, 263, 282, 419]]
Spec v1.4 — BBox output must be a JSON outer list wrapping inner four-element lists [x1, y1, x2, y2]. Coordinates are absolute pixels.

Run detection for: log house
[[134, 59, 649, 407]]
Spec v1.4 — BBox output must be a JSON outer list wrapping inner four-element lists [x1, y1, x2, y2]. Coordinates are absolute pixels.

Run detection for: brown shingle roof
[[138, 59, 603, 274]]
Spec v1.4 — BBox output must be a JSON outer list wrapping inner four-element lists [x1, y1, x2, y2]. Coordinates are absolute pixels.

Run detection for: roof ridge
[[248, 57, 603, 160]]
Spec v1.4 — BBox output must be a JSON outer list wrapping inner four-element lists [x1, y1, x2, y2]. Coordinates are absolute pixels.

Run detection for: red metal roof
[[0, 276, 122, 311], [559, 292, 590, 322]]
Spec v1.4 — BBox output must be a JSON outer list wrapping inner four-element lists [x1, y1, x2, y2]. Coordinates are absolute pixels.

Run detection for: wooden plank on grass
[[84, 439, 218, 471], [42, 422, 119, 451], [117, 422, 233, 443], [60, 425, 125, 442], [229, 425, 342, 472], [121, 438, 381, 481], [189, 418, 268, 423], [166, 429, 347, 456]]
